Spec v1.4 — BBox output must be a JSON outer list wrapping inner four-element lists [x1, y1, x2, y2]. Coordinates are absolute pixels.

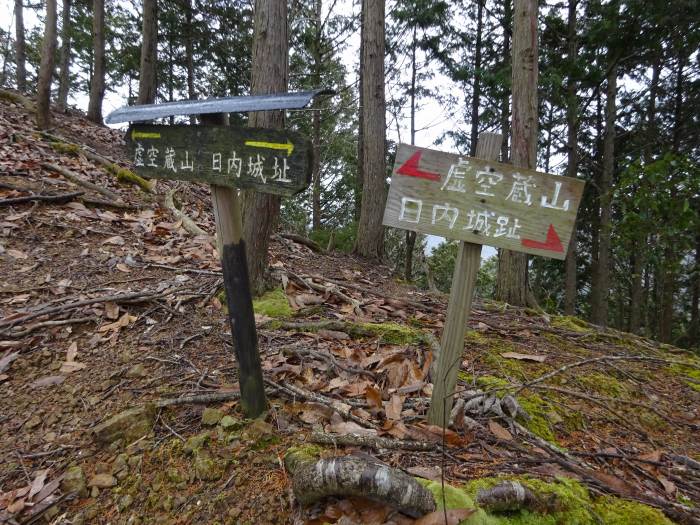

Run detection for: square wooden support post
[[203, 113, 267, 418], [427, 132, 503, 427]]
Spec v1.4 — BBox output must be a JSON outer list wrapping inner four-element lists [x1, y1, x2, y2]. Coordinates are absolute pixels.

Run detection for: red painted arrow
[[521, 224, 564, 253], [396, 151, 441, 181]]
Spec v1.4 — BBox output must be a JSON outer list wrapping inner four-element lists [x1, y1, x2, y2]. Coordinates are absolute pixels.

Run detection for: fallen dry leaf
[[28, 469, 48, 500], [415, 508, 476, 525], [365, 386, 383, 409], [500, 352, 547, 363], [318, 329, 350, 340], [488, 420, 513, 441], [98, 312, 137, 333], [406, 465, 441, 481], [385, 394, 403, 421]]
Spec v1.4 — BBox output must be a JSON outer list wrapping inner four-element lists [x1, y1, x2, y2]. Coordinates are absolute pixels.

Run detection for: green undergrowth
[[356, 321, 422, 344], [550, 315, 592, 333], [252, 288, 294, 318], [574, 371, 630, 397], [419, 475, 673, 525], [50, 141, 81, 155], [667, 361, 700, 392]]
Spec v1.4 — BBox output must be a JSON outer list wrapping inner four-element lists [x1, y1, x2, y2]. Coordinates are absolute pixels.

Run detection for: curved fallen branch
[[284, 448, 436, 517], [279, 233, 324, 253], [310, 432, 437, 451], [40, 162, 121, 202], [164, 188, 210, 238]]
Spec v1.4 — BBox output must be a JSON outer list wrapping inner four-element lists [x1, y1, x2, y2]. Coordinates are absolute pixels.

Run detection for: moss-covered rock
[[201, 407, 224, 426], [252, 289, 293, 318], [92, 404, 156, 447]]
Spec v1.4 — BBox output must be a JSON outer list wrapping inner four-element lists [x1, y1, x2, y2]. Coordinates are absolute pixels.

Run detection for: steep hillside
[[1, 93, 699, 524]]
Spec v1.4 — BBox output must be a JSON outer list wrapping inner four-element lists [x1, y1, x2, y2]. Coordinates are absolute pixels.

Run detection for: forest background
[[0, 0, 698, 351]]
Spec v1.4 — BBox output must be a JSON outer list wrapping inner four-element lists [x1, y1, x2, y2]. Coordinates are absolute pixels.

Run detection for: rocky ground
[[1, 91, 699, 524]]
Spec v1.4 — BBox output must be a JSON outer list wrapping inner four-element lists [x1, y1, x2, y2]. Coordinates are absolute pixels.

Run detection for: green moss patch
[[551, 316, 592, 333], [253, 289, 293, 318], [106, 163, 153, 192], [668, 362, 700, 392], [574, 371, 629, 397], [419, 475, 673, 525], [49, 141, 81, 155], [356, 321, 422, 345]]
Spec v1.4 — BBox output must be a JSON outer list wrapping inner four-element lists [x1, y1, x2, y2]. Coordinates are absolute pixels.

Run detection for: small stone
[[219, 415, 238, 430], [91, 486, 100, 498], [117, 494, 133, 512], [94, 461, 111, 474], [125, 364, 147, 378], [44, 431, 57, 442], [194, 450, 223, 481], [161, 495, 174, 512], [113, 453, 129, 475], [92, 404, 156, 446], [241, 418, 274, 441], [25, 415, 42, 429], [184, 432, 210, 454], [128, 455, 142, 469], [61, 466, 88, 498], [88, 473, 117, 488], [201, 407, 224, 426], [84, 504, 98, 520]]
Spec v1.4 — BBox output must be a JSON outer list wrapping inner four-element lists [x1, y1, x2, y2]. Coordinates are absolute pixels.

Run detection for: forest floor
[[1, 92, 699, 525]]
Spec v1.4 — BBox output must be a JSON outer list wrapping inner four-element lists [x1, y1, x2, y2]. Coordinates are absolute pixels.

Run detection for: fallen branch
[[81, 196, 138, 209], [310, 432, 437, 451], [156, 391, 241, 408], [164, 188, 210, 238], [6, 316, 96, 337], [40, 162, 121, 202], [0, 191, 84, 206], [283, 346, 376, 380], [279, 233, 324, 253], [287, 271, 362, 315], [284, 448, 436, 517], [476, 481, 543, 513]]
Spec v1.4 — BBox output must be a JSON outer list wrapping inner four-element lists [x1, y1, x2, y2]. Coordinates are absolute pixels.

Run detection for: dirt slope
[[1, 94, 699, 525]]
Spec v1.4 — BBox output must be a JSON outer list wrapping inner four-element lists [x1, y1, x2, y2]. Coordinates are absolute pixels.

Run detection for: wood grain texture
[[126, 124, 311, 196], [383, 143, 585, 260]]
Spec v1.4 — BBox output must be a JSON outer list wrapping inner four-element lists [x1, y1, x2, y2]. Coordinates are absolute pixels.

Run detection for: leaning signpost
[[383, 133, 585, 426], [106, 90, 330, 418]]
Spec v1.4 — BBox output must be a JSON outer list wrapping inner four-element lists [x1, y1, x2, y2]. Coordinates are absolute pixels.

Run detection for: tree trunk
[[494, 0, 537, 306], [36, 0, 58, 130], [469, 0, 484, 157], [563, 0, 578, 316], [14, 0, 26, 92], [241, 0, 288, 296], [590, 60, 617, 327], [138, 0, 158, 105], [689, 233, 700, 348], [311, 0, 322, 232], [404, 24, 418, 281], [659, 247, 675, 343], [353, 0, 386, 259], [355, 0, 365, 223], [500, 0, 511, 162], [56, 0, 72, 111], [186, 0, 196, 124], [87, 0, 105, 124]]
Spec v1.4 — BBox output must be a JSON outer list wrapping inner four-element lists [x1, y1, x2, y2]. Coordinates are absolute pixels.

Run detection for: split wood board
[[383, 144, 585, 260], [126, 124, 312, 196]]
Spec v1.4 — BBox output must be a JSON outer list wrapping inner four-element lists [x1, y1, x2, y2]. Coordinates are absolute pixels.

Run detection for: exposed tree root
[[40, 161, 121, 202], [284, 448, 436, 517], [164, 188, 210, 238]]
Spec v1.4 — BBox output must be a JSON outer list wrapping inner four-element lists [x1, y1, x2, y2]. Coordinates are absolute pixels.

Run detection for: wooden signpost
[[382, 133, 585, 426], [108, 92, 325, 419]]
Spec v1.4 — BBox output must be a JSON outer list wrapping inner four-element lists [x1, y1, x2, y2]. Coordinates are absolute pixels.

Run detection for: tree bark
[[186, 0, 196, 124], [138, 0, 158, 105], [353, 0, 386, 259], [355, 0, 365, 223], [469, 0, 484, 157], [14, 0, 26, 92], [87, 0, 105, 123], [494, 0, 537, 306], [242, 0, 288, 296], [404, 24, 418, 281], [57, 0, 72, 111], [500, 0, 511, 162], [36, 0, 58, 130], [563, 0, 578, 316], [311, 0, 322, 232], [689, 233, 700, 348], [590, 60, 617, 327]]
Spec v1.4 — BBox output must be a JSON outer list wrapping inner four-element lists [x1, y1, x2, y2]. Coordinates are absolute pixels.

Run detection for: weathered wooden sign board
[[383, 144, 585, 260], [126, 124, 311, 196]]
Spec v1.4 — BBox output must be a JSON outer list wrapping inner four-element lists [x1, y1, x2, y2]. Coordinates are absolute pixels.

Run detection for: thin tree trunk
[[404, 23, 418, 281], [689, 233, 700, 348], [495, 0, 537, 307], [469, 0, 484, 157], [242, 0, 288, 296], [138, 0, 158, 105], [355, 0, 365, 223], [87, 0, 105, 124], [36, 0, 58, 130], [186, 0, 196, 124], [311, 0, 322, 231], [14, 0, 26, 92], [57, 0, 72, 111], [563, 0, 578, 316], [590, 59, 617, 327], [659, 247, 675, 343], [354, 0, 386, 259], [500, 0, 511, 162]]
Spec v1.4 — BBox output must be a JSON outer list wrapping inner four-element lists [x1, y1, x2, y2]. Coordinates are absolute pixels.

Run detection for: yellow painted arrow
[[244, 139, 294, 156], [131, 130, 161, 140]]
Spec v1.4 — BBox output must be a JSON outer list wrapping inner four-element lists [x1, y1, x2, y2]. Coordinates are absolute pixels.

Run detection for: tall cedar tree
[[138, 0, 157, 104], [87, 0, 105, 123], [354, 0, 387, 258], [57, 0, 72, 111], [494, 0, 537, 306], [36, 0, 58, 129], [242, 0, 288, 296], [14, 0, 26, 92]]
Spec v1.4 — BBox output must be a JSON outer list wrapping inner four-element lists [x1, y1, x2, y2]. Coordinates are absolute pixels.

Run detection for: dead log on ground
[[284, 447, 436, 517], [0, 191, 84, 206], [279, 232, 324, 252]]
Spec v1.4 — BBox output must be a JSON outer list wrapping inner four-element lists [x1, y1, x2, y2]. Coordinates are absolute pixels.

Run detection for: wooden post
[[202, 113, 267, 418], [427, 132, 502, 427]]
